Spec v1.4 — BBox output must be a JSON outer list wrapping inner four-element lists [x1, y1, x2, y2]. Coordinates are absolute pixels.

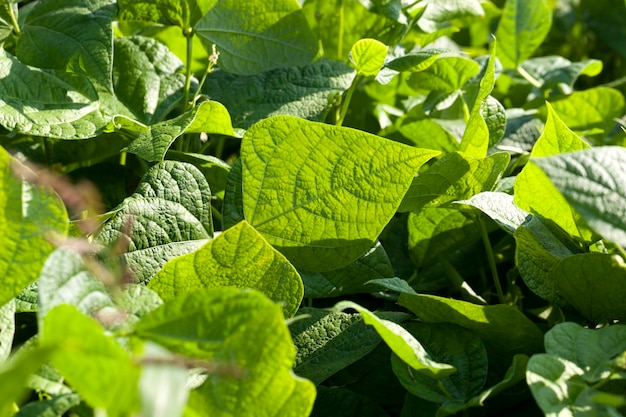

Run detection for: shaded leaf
[[195, 0, 318, 75], [117, 0, 217, 29], [242, 116, 439, 271], [398, 293, 544, 369], [97, 161, 213, 284], [417, 0, 484, 33], [15, 393, 81, 417], [311, 386, 391, 417], [334, 301, 456, 379], [204, 59, 354, 129], [222, 158, 244, 230]]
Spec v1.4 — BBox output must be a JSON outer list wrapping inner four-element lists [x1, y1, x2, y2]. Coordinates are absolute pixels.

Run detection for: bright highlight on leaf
[[349, 38, 389, 77], [241, 115, 440, 271]]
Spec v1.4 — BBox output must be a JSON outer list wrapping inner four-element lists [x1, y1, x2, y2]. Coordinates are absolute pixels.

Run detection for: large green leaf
[[204, 59, 354, 129], [112, 36, 189, 125], [16, 0, 116, 92], [544, 87, 625, 135], [417, 0, 484, 33], [407, 208, 481, 267], [551, 253, 626, 322], [291, 307, 407, 385], [299, 241, 395, 298], [456, 192, 530, 234], [0, 49, 107, 139], [42, 305, 141, 417], [97, 161, 213, 284], [514, 216, 582, 305], [495, 0, 552, 68], [0, 149, 68, 307], [399, 151, 510, 213], [514, 103, 593, 241], [391, 322, 487, 405], [242, 116, 439, 271], [117, 0, 217, 28], [148, 220, 303, 317], [195, 0, 318, 75], [398, 293, 544, 369], [532, 146, 626, 248], [334, 301, 456, 379], [136, 288, 316, 417]]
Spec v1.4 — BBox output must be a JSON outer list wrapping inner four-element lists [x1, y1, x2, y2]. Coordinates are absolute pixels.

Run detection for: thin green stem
[[336, 75, 361, 126], [119, 151, 127, 166], [214, 136, 226, 159], [7, 4, 20, 36], [478, 216, 505, 304], [516, 65, 543, 89]]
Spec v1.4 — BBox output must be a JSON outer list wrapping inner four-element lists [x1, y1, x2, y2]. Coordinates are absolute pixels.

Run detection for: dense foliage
[[0, 0, 625, 416]]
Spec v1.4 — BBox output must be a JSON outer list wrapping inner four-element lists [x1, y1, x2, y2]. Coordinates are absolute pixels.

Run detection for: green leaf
[[551, 253, 626, 322], [397, 117, 459, 153], [532, 146, 626, 248], [456, 192, 530, 234], [112, 36, 189, 125], [391, 322, 487, 404], [0, 149, 68, 307], [520, 56, 603, 92], [437, 354, 529, 417], [195, 0, 318, 75], [526, 355, 590, 416], [38, 248, 114, 321], [302, 0, 385, 62], [495, 0, 552, 68], [0, 49, 107, 139], [407, 208, 481, 267], [299, 241, 395, 298], [333, 301, 456, 379], [242, 116, 439, 271], [384, 48, 449, 73], [0, 346, 56, 417], [222, 158, 245, 230], [545, 322, 626, 382], [417, 0, 485, 33], [16, 0, 116, 92], [350, 38, 389, 77], [542, 87, 625, 135], [126, 100, 234, 162], [480, 96, 507, 146], [137, 287, 316, 417], [514, 215, 582, 304], [15, 393, 82, 417], [97, 161, 213, 284], [204, 59, 354, 129], [291, 307, 407, 384], [0, 300, 14, 364], [406, 56, 480, 92], [148, 220, 303, 317], [398, 293, 544, 368], [399, 151, 510, 213], [166, 152, 231, 199], [42, 305, 141, 417], [117, 0, 217, 28], [514, 102, 593, 240]]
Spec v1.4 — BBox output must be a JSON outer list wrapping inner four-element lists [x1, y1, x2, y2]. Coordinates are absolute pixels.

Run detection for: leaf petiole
[[6, 3, 20, 36], [336, 75, 361, 126], [478, 216, 505, 304]]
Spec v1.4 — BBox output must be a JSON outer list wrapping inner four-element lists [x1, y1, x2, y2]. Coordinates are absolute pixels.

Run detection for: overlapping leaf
[[97, 161, 213, 284], [242, 116, 439, 271]]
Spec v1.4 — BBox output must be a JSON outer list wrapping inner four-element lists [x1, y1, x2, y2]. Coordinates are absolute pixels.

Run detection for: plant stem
[[336, 75, 361, 126], [7, 4, 20, 36], [516, 65, 543, 89], [119, 151, 127, 166], [479, 216, 505, 304]]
